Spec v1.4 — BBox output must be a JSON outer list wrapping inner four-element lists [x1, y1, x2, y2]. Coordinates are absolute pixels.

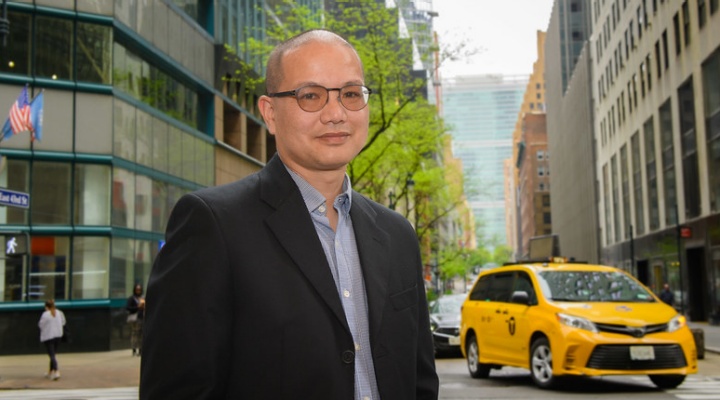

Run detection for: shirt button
[[363, 397, 370, 400], [355, 343, 361, 351], [343, 289, 350, 298], [342, 350, 355, 364], [318, 205, 326, 213]]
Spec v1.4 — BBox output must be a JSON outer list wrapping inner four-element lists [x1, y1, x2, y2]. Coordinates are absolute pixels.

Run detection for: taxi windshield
[[536, 270, 656, 302]]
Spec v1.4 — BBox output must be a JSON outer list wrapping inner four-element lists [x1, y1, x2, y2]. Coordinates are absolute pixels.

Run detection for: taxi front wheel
[[530, 337, 559, 389], [466, 335, 491, 378], [649, 374, 686, 389]]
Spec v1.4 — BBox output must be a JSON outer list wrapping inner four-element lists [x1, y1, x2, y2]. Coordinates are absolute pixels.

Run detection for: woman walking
[[38, 299, 65, 380], [127, 283, 145, 356]]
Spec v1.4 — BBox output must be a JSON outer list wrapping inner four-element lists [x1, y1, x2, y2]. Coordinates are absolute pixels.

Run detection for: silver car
[[429, 293, 466, 356]]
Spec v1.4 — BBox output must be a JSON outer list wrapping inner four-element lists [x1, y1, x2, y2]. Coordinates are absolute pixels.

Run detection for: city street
[[1, 349, 720, 399], [436, 353, 720, 399]]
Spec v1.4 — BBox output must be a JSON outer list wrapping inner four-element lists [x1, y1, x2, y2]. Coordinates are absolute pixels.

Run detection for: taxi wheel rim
[[532, 344, 552, 383], [468, 340, 479, 373]]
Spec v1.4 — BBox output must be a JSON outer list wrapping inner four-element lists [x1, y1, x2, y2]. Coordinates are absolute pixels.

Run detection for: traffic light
[[3, 234, 28, 256]]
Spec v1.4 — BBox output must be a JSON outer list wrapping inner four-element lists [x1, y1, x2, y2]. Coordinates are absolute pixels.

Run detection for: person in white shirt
[[38, 299, 65, 380]]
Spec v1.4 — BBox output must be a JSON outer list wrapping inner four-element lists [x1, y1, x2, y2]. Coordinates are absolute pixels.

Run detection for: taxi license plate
[[448, 336, 460, 345], [630, 346, 655, 360]]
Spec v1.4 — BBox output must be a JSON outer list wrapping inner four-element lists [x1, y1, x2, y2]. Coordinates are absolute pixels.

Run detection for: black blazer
[[140, 155, 439, 399]]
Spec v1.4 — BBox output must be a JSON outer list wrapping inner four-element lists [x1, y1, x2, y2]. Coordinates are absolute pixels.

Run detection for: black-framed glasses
[[267, 84, 372, 112]]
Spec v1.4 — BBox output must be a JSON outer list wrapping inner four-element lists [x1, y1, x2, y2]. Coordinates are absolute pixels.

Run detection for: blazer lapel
[[350, 193, 391, 343], [261, 156, 350, 332]]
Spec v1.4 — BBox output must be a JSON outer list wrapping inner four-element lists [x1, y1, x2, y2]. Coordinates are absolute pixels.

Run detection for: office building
[[545, 0, 600, 263], [442, 74, 526, 248], [0, 0, 290, 354], [592, 0, 720, 321]]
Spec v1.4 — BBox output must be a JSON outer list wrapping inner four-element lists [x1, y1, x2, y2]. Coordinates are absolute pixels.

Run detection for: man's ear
[[258, 95, 276, 135]]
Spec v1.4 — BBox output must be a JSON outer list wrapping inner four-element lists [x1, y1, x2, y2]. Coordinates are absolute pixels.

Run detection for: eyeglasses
[[267, 84, 372, 112]]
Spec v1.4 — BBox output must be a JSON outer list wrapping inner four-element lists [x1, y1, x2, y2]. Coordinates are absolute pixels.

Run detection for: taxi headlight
[[667, 314, 686, 333], [557, 313, 598, 333]]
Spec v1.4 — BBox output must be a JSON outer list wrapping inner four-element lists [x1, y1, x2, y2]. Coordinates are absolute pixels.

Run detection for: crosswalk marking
[[0, 387, 138, 399], [629, 376, 720, 400]]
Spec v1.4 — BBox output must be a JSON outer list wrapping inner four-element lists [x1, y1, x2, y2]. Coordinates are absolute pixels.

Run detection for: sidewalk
[[0, 349, 140, 390], [1, 323, 720, 391]]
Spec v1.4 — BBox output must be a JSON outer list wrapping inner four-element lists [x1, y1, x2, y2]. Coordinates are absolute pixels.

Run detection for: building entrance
[[687, 247, 707, 321]]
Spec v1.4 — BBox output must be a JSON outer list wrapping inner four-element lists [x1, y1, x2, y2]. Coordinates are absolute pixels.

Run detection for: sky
[[432, 0, 555, 77]]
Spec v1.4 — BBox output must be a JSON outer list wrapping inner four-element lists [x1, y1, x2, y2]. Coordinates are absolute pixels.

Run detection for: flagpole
[[0, 0, 9, 48]]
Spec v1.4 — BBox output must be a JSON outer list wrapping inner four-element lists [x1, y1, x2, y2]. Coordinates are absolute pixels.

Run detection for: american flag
[[9, 85, 31, 135]]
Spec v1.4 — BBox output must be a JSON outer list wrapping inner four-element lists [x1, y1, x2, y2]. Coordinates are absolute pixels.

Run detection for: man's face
[[259, 40, 369, 175]]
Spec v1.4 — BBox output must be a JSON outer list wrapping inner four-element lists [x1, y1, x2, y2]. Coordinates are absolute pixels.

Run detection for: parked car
[[460, 258, 698, 389], [429, 293, 466, 356]]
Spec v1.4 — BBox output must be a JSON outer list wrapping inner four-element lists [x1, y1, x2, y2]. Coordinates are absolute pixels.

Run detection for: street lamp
[[388, 190, 396, 210], [405, 175, 415, 217]]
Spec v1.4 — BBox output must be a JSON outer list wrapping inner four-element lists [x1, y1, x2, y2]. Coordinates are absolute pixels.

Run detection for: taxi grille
[[586, 344, 687, 370], [595, 322, 667, 338]]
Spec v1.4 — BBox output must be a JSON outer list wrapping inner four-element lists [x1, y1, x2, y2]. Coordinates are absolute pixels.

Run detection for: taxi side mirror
[[510, 290, 531, 305]]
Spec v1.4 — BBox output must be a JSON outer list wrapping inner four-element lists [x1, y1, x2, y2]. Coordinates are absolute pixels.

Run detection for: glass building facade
[[442, 75, 527, 247], [0, 0, 277, 354]]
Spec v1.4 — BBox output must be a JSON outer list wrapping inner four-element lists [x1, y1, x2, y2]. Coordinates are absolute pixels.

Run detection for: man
[[140, 29, 439, 399], [659, 283, 675, 306]]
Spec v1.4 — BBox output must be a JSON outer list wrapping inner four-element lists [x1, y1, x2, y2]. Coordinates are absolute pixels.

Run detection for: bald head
[[265, 29, 363, 93]]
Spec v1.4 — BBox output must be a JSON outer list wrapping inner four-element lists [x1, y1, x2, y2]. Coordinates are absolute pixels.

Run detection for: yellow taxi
[[460, 258, 698, 389]]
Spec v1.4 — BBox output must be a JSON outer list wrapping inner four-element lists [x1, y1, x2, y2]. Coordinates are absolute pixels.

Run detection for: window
[[112, 167, 135, 229], [0, 159, 29, 225], [662, 30, 670, 69], [621, 145, 631, 239], [640, 62, 646, 98], [703, 52, 720, 211], [539, 182, 545, 191], [646, 55, 652, 92], [682, 1, 691, 46], [611, 156, 621, 242], [74, 164, 111, 225], [673, 13, 681, 55], [543, 212, 552, 224], [644, 118, 660, 230], [29, 236, 71, 300], [470, 275, 491, 301], [538, 166, 545, 176], [631, 133, 645, 235], [537, 150, 544, 160], [603, 164, 612, 244], [699, 0, 707, 28], [655, 41, 662, 79], [0, 12, 31, 76], [678, 79, 700, 218], [31, 162, 71, 224], [76, 22, 112, 84], [659, 100, 677, 224], [72, 237, 111, 299], [35, 16, 72, 80], [487, 273, 515, 302]]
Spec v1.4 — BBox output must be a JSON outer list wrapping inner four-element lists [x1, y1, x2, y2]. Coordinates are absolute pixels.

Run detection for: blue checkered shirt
[[288, 169, 380, 400]]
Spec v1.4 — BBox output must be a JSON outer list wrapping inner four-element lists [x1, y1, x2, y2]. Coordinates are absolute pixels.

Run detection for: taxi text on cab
[[459, 258, 697, 389]]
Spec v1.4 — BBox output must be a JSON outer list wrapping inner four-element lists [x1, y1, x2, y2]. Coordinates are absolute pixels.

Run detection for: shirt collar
[[285, 166, 353, 214]]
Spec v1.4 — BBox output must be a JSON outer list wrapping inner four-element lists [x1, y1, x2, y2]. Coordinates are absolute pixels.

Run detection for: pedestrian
[[659, 282, 675, 306], [140, 29, 439, 399], [38, 299, 65, 381], [126, 283, 145, 356]]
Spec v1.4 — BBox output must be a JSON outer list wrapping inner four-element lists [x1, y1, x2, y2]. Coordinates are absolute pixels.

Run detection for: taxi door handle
[[495, 309, 508, 314]]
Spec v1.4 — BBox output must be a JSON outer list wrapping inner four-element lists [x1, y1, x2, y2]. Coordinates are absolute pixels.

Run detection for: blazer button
[[342, 350, 355, 364]]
